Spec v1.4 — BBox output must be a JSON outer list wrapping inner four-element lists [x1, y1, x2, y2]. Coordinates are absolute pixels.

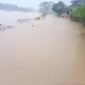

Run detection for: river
[[0, 11, 85, 85]]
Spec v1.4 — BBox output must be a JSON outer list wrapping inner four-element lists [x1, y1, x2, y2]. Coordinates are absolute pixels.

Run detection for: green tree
[[52, 1, 67, 15], [39, 1, 54, 13], [72, 5, 85, 21]]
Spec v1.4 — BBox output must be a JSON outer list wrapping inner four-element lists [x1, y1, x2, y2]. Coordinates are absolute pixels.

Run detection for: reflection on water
[[0, 11, 85, 85]]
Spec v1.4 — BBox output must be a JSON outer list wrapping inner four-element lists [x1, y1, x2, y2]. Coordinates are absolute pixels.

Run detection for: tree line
[[39, 0, 85, 24]]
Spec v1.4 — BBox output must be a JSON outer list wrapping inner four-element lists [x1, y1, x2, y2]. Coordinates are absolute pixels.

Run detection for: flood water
[[0, 11, 85, 85]]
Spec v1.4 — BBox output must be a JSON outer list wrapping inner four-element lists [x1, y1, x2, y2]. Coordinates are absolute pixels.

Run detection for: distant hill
[[0, 3, 34, 12]]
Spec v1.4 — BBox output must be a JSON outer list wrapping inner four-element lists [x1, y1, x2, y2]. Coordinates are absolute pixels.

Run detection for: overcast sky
[[0, 0, 71, 9]]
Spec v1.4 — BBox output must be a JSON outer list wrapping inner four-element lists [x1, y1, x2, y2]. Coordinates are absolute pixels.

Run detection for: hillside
[[0, 3, 33, 12]]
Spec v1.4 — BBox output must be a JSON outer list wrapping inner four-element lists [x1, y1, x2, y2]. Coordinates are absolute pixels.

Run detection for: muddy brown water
[[0, 12, 85, 85]]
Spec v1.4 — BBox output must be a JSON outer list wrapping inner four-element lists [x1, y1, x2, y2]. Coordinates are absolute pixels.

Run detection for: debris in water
[[34, 17, 41, 20], [7, 25, 15, 29], [0, 24, 15, 31], [32, 25, 34, 27]]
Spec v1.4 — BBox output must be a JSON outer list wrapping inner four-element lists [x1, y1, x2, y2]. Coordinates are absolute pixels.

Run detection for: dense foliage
[[39, 0, 85, 25], [39, 1, 54, 13], [72, 5, 85, 20], [39, 1, 67, 15], [52, 1, 67, 15], [70, 0, 85, 24]]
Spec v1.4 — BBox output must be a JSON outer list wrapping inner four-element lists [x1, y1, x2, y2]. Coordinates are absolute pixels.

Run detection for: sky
[[0, 0, 71, 9]]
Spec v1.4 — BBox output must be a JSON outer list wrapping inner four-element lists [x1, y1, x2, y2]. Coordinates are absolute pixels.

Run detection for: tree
[[52, 1, 67, 15], [72, 5, 85, 21], [70, 0, 85, 25], [39, 1, 54, 13]]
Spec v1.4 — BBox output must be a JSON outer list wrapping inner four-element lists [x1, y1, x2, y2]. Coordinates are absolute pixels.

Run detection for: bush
[[71, 5, 85, 23], [52, 1, 67, 15]]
